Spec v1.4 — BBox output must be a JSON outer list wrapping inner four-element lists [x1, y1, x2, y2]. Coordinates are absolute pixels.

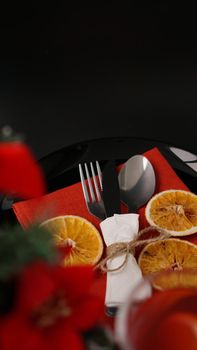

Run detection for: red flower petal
[[16, 262, 56, 314], [0, 314, 47, 350], [68, 295, 103, 331], [51, 265, 95, 301], [46, 327, 84, 350], [0, 142, 46, 199]]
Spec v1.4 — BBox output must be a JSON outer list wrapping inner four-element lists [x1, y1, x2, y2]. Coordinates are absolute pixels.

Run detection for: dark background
[[0, 1, 197, 159]]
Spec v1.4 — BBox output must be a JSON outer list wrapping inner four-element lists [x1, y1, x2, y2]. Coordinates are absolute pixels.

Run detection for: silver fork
[[79, 161, 106, 220]]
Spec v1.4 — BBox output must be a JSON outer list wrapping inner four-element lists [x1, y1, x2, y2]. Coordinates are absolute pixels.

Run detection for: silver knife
[[102, 160, 120, 317]]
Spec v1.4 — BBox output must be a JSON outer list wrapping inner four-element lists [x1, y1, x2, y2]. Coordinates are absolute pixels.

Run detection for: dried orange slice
[[145, 190, 197, 236], [40, 215, 103, 266], [138, 238, 197, 289]]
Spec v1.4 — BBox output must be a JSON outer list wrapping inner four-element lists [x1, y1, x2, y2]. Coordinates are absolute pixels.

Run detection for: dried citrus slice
[[40, 215, 103, 266], [145, 190, 197, 236], [138, 239, 197, 289]]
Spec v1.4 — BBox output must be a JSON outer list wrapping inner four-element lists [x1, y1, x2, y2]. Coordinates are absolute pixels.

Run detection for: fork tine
[[84, 163, 96, 202], [96, 161, 103, 190], [79, 164, 90, 204], [90, 162, 101, 201]]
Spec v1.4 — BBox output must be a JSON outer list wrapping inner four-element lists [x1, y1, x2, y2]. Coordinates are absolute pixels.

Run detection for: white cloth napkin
[[100, 213, 143, 307]]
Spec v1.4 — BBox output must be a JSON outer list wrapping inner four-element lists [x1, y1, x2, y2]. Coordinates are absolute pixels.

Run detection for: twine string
[[96, 226, 172, 273]]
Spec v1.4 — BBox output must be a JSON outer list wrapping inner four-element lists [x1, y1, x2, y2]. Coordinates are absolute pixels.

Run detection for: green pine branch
[[0, 224, 59, 281]]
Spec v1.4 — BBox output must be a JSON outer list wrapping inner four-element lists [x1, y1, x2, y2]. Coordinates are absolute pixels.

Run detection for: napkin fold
[[100, 214, 143, 307]]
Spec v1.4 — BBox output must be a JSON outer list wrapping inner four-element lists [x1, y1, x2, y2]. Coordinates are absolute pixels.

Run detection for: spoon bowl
[[118, 155, 156, 212]]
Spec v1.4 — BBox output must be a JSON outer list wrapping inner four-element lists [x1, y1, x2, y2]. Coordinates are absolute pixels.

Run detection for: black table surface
[[1, 2, 197, 159]]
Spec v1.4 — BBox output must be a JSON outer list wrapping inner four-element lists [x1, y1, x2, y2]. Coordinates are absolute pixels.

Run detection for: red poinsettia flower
[[0, 262, 103, 350], [0, 141, 45, 199]]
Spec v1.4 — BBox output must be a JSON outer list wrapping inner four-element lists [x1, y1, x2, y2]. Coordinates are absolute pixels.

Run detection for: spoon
[[118, 155, 156, 212], [106, 155, 156, 318]]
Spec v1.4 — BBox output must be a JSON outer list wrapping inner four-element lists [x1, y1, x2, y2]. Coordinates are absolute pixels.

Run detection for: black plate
[[40, 137, 197, 193], [1, 137, 197, 225]]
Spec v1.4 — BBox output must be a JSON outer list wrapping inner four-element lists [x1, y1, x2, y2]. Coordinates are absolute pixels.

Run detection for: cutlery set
[[79, 155, 156, 317], [79, 156, 156, 221]]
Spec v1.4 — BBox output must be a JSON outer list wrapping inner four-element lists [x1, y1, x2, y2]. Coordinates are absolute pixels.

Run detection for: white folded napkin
[[100, 213, 143, 307]]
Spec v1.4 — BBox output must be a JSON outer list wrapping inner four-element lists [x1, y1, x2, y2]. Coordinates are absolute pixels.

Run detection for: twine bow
[[96, 226, 172, 273]]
